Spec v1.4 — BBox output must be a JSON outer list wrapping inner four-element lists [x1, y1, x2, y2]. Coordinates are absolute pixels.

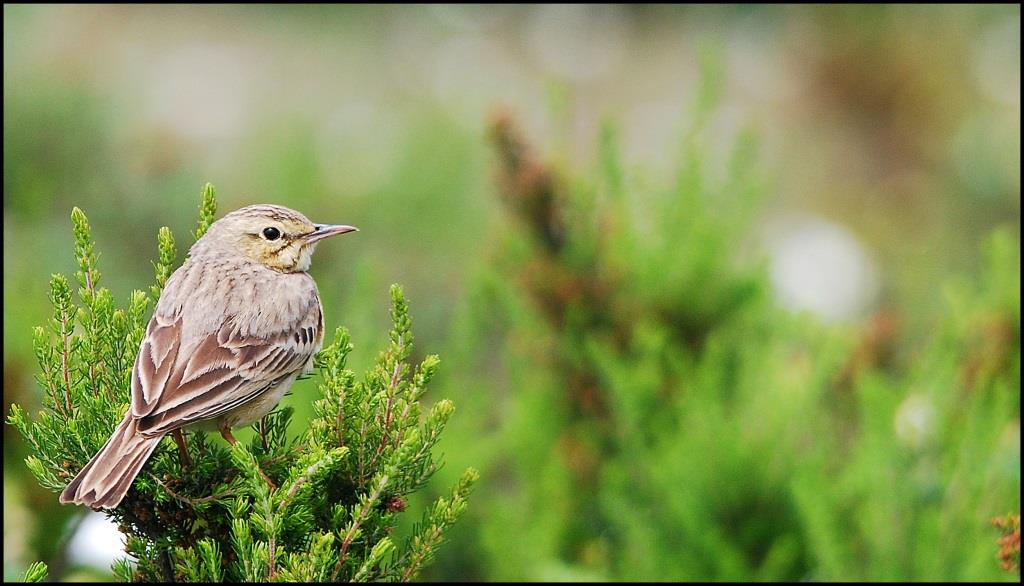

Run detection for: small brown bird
[[59, 204, 357, 509]]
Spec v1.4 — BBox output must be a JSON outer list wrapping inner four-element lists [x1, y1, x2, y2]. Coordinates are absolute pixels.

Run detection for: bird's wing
[[129, 305, 322, 437]]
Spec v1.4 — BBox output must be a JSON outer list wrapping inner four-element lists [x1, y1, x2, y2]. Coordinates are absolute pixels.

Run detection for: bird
[[59, 204, 357, 509]]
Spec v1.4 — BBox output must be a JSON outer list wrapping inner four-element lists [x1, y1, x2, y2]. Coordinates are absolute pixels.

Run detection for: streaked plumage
[[60, 204, 357, 509]]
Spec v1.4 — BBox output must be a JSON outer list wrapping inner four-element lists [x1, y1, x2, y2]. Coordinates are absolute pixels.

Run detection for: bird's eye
[[262, 227, 281, 241]]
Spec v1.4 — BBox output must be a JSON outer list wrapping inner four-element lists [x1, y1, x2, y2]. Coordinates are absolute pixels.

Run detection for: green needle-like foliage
[[427, 94, 1019, 581], [8, 184, 477, 582], [19, 562, 48, 583]]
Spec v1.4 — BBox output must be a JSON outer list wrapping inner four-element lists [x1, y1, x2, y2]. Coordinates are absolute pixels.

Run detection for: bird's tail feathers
[[59, 413, 162, 509]]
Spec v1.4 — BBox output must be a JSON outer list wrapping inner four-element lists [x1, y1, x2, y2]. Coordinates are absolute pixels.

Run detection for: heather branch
[[331, 472, 390, 581], [10, 189, 476, 583]]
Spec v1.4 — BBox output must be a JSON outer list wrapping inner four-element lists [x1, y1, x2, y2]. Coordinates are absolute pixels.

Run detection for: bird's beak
[[306, 224, 359, 243]]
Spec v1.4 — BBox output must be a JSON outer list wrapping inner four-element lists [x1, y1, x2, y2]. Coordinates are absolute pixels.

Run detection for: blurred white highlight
[[67, 511, 126, 572], [894, 394, 937, 450], [766, 215, 880, 322]]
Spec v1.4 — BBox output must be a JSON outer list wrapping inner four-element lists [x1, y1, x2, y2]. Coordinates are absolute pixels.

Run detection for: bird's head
[[198, 204, 357, 272]]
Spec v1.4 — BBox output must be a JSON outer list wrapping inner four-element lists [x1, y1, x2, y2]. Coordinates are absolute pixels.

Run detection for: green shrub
[[423, 101, 1019, 581], [9, 185, 477, 582]]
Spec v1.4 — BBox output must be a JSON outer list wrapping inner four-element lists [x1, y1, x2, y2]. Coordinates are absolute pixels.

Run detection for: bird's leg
[[219, 421, 277, 490], [218, 422, 239, 446], [172, 429, 193, 469]]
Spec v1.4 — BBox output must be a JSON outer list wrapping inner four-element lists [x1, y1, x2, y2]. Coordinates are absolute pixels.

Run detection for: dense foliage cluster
[[423, 95, 1020, 581], [10, 185, 476, 582]]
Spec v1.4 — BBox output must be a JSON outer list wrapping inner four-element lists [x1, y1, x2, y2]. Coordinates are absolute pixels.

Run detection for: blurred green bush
[[416, 102, 1020, 581]]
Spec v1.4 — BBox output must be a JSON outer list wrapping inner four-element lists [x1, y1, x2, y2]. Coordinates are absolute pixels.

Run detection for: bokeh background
[[4, 4, 1020, 582]]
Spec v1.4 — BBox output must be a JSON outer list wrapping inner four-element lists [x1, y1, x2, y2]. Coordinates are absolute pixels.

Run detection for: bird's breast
[[158, 257, 321, 341]]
